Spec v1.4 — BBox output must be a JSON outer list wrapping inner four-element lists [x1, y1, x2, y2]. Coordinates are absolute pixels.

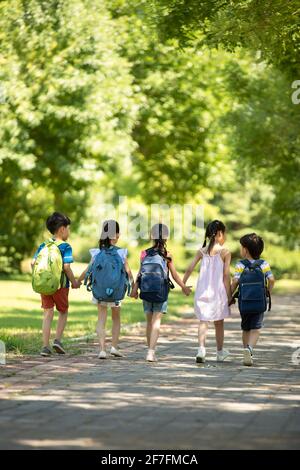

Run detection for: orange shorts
[[41, 287, 69, 314]]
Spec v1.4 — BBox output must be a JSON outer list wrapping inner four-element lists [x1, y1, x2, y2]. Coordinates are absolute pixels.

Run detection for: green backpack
[[32, 239, 64, 295]]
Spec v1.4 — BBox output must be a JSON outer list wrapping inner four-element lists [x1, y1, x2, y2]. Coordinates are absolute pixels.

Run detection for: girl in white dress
[[183, 220, 231, 363]]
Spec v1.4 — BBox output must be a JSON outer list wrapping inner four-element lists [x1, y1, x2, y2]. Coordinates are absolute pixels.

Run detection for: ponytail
[[202, 220, 226, 255], [150, 223, 171, 261], [99, 220, 120, 250], [153, 238, 169, 259]]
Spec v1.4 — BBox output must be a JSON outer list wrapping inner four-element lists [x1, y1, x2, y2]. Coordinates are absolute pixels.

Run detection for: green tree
[[147, 0, 300, 244], [222, 58, 300, 245], [149, 0, 300, 76], [0, 0, 137, 271], [106, 0, 236, 204]]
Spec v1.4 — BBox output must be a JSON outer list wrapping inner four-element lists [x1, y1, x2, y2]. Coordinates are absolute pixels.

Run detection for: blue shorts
[[143, 300, 168, 314], [241, 312, 264, 331]]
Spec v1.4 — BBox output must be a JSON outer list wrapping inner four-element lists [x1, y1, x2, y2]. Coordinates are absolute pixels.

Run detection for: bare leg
[[111, 307, 121, 349], [242, 331, 250, 348], [97, 305, 108, 351], [42, 308, 54, 347], [146, 314, 152, 347], [55, 312, 68, 341], [149, 312, 163, 351], [198, 321, 208, 347], [248, 329, 260, 348], [214, 320, 224, 351]]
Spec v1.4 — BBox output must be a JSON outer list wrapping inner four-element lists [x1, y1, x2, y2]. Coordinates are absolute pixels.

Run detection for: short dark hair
[[240, 233, 264, 259], [46, 212, 71, 234]]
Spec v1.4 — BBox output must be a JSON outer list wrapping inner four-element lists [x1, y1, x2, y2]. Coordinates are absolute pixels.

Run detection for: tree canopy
[[149, 0, 300, 76], [0, 0, 299, 272]]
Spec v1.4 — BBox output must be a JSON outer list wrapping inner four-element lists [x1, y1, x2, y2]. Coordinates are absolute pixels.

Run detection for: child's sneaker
[[216, 349, 230, 362], [110, 346, 124, 357], [243, 346, 253, 366], [98, 350, 107, 359], [146, 349, 157, 362], [53, 339, 66, 355], [40, 346, 52, 357], [196, 346, 206, 363]]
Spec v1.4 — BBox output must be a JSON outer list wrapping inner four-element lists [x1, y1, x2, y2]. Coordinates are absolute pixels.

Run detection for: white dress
[[194, 249, 230, 321]]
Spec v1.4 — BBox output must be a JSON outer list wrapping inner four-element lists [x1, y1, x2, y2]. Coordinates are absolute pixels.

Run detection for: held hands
[[182, 285, 192, 296], [71, 279, 82, 289], [130, 286, 139, 299]]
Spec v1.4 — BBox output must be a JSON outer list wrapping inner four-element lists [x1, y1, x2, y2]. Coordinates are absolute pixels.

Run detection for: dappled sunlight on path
[[0, 295, 299, 449]]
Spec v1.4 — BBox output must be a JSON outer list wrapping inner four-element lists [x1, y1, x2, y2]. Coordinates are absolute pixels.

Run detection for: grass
[[0, 265, 299, 356], [0, 265, 192, 355]]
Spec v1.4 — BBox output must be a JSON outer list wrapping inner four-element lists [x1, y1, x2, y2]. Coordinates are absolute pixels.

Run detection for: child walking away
[[231, 233, 275, 366], [32, 212, 80, 357], [78, 220, 134, 359], [131, 223, 192, 362], [183, 220, 231, 364]]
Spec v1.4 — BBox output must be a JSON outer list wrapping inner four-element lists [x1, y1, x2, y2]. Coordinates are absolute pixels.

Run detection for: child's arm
[[124, 259, 134, 284], [231, 260, 243, 295], [168, 258, 192, 296], [231, 277, 239, 294], [124, 259, 135, 296], [77, 265, 89, 284], [130, 250, 144, 299], [263, 261, 275, 293], [182, 250, 202, 284], [31, 246, 40, 271], [267, 275, 275, 293], [130, 268, 141, 299], [223, 250, 232, 301], [63, 263, 80, 289]]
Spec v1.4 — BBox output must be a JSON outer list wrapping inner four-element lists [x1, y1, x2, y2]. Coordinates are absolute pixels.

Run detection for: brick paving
[[0, 295, 299, 449]]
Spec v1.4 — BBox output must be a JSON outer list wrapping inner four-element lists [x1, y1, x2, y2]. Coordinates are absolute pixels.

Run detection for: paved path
[[0, 295, 299, 450]]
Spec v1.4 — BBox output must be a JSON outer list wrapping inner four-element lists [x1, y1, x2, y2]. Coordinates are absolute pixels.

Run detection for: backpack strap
[[240, 259, 264, 271], [240, 259, 252, 269], [252, 259, 264, 269], [45, 238, 64, 247], [145, 247, 157, 257], [267, 289, 271, 311], [84, 260, 94, 291]]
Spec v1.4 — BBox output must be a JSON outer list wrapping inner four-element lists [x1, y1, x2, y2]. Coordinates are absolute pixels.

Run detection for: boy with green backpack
[[32, 212, 80, 357]]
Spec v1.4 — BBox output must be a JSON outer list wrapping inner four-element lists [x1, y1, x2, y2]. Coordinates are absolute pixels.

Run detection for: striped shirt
[[234, 259, 273, 280]]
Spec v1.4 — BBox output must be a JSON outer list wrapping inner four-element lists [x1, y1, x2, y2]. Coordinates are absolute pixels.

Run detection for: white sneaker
[[146, 349, 157, 362], [196, 347, 206, 363], [243, 347, 253, 366], [110, 346, 124, 357], [98, 350, 107, 359], [216, 349, 230, 362]]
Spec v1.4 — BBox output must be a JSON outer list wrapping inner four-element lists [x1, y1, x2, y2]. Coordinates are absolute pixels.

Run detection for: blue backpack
[[236, 259, 271, 315], [139, 248, 174, 303], [85, 246, 129, 302]]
